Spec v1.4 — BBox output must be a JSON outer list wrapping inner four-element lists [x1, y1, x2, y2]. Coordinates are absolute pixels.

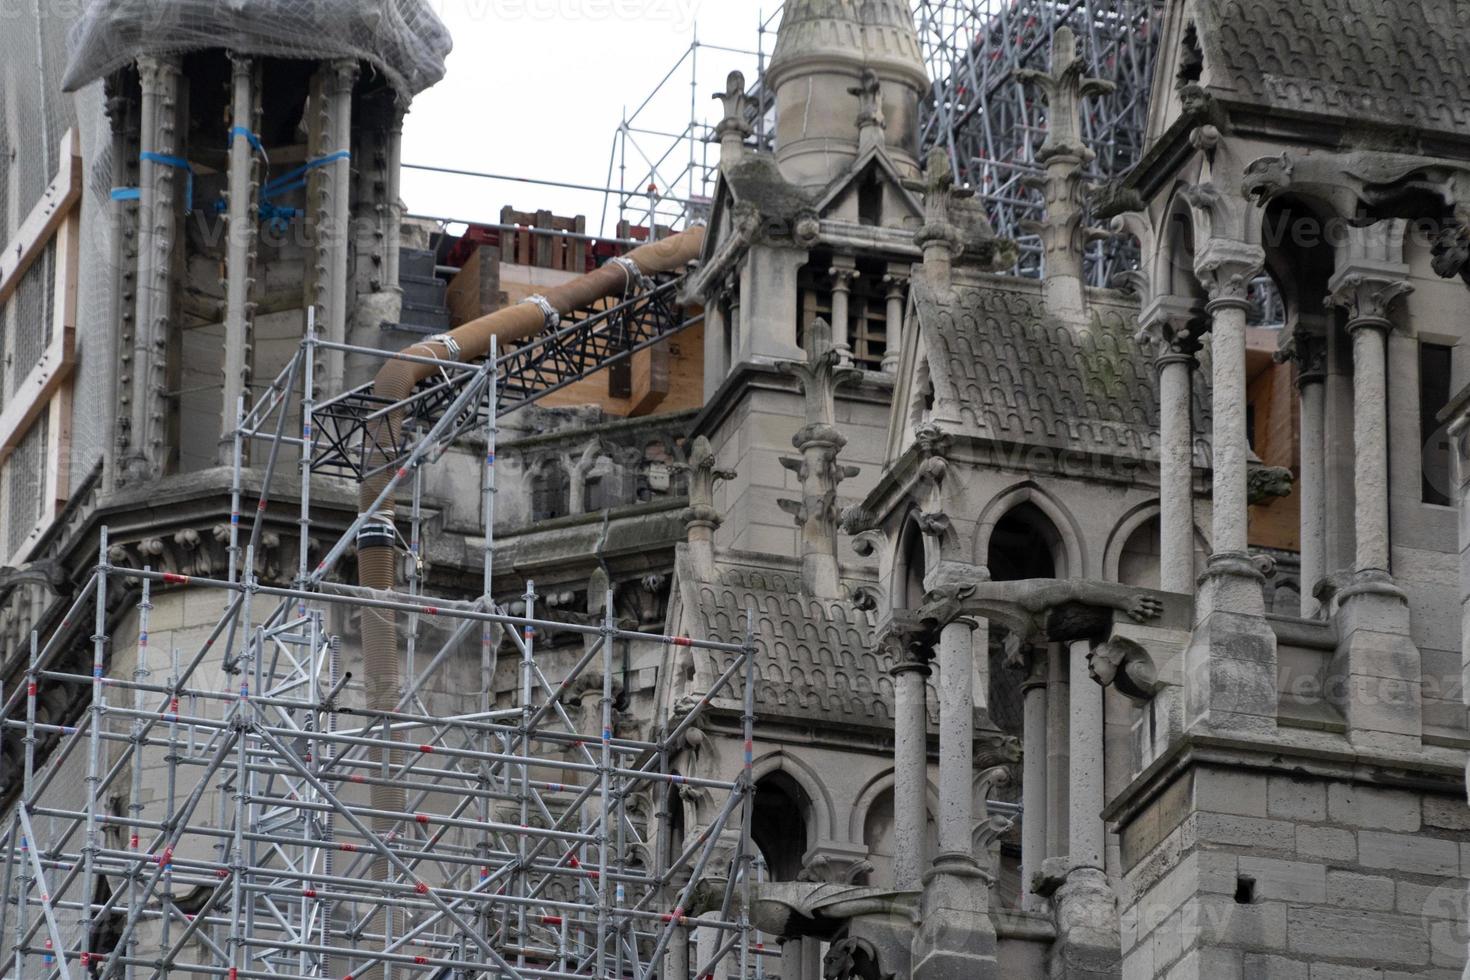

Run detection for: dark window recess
[[532, 461, 570, 521], [858, 174, 883, 227], [1421, 342, 1453, 506], [1245, 403, 1257, 453], [608, 357, 632, 399], [1234, 875, 1257, 904]]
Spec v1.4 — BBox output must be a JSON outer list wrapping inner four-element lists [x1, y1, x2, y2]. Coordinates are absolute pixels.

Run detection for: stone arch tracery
[[850, 768, 940, 889], [971, 481, 1084, 579], [750, 749, 837, 853], [1103, 500, 1209, 587]]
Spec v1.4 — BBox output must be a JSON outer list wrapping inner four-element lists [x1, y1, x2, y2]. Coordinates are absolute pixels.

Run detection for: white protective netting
[[63, 0, 452, 98]]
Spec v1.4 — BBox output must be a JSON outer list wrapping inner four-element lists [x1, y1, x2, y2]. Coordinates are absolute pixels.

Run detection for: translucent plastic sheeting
[[63, 0, 451, 98]]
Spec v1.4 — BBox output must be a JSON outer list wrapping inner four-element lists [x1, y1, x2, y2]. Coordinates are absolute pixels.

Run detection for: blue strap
[[259, 201, 303, 234], [228, 126, 265, 156], [138, 151, 196, 213], [110, 187, 140, 202], [261, 150, 351, 199]]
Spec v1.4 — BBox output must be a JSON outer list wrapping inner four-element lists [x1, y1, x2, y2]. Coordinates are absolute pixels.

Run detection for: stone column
[[1140, 297, 1205, 593], [888, 637, 931, 890], [220, 55, 259, 464], [936, 622, 978, 863], [667, 924, 690, 979], [882, 271, 908, 374], [780, 939, 802, 980], [123, 55, 183, 486], [829, 263, 858, 363], [1196, 241, 1265, 577], [1328, 275, 1410, 576], [1183, 239, 1278, 735], [1045, 641, 1070, 858], [1045, 626, 1119, 978], [1019, 649, 1048, 912], [1067, 640, 1105, 872], [1280, 331, 1328, 615], [695, 925, 719, 980], [1326, 264, 1420, 749]]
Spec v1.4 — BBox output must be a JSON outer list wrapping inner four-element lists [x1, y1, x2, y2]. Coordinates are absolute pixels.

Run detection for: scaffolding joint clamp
[[524, 294, 560, 329], [357, 512, 398, 551], [428, 333, 462, 361], [609, 256, 651, 292]]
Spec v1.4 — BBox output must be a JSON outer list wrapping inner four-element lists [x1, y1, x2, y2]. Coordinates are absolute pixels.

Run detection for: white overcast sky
[[402, 1, 779, 238]]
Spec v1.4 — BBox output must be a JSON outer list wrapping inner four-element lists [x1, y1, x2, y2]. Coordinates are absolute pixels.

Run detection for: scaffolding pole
[[2, 321, 763, 980]]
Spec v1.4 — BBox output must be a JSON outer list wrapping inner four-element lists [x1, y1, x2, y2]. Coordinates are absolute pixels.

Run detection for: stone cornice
[[688, 360, 895, 444], [1102, 730, 1465, 831]]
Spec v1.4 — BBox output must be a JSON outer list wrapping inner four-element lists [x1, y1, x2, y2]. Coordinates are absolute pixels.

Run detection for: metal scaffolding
[[1, 303, 758, 978], [915, 0, 1162, 284]]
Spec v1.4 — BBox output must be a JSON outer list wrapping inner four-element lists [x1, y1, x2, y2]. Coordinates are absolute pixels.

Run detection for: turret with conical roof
[[767, 0, 930, 188]]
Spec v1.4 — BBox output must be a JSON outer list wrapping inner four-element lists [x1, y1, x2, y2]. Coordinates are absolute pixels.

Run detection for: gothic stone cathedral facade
[[5, 1, 1470, 979]]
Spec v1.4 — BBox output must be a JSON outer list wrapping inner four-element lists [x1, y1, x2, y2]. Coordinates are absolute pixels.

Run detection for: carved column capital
[[1326, 266, 1413, 330], [828, 265, 859, 292], [1138, 295, 1206, 367], [882, 272, 910, 298], [879, 616, 936, 676], [1194, 239, 1265, 312], [1274, 329, 1328, 387]]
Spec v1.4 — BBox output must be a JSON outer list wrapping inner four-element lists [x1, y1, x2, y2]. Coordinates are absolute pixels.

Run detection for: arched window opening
[[751, 771, 811, 882], [1118, 515, 1162, 590], [861, 785, 938, 890], [898, 519, 927, 609], [984, 503, 1063, 734]]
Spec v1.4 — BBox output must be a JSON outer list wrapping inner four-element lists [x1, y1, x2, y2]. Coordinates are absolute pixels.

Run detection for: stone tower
[[766, 0, 929, 187]]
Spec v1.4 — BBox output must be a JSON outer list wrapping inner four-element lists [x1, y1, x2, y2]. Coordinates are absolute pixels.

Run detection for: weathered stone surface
[[1423, 794, 1470, 832], [1286, 907, 1430, 967], [1194, 813, 1297, 853], [1237, 856, 1326, 904], [1327, 870, 1395, 912], [1296, 825, 1358, 863], [1267, 776, 1326, 822], [1195, 769, 1268, 817], [1328, 783, 1423, 831], [1358, 831, 1461, 878], [1241, 953, 1308, 980]]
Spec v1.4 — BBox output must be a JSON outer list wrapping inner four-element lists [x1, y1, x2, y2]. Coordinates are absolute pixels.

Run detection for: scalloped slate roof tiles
[[915, 277, 1212, 465], [692, 564, 938, 729], [1197, 0, 1470, 136]]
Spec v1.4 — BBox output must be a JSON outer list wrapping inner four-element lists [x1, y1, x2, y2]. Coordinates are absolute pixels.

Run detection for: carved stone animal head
[[823, 937, 894, 980], [1088, 636, 1160, 704], [1242, 153, 1293, 205]]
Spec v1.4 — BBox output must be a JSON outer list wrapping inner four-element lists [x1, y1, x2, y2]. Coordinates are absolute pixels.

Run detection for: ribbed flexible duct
[[353, 225, 704, 964]]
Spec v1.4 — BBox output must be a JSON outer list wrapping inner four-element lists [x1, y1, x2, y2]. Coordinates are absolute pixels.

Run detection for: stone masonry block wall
[[1119, 765, 1469, 980]]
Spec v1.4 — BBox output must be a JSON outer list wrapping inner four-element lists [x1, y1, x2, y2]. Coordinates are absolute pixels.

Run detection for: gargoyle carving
[[693, 881, 914, 940], [1088, 635, 1161, 703], [839, 505, 885, 559], [845, 582, 882, 612], [824, 936, 895, 980], [1247, 465, 1295, 505], [914, 576, 1164, 661]]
